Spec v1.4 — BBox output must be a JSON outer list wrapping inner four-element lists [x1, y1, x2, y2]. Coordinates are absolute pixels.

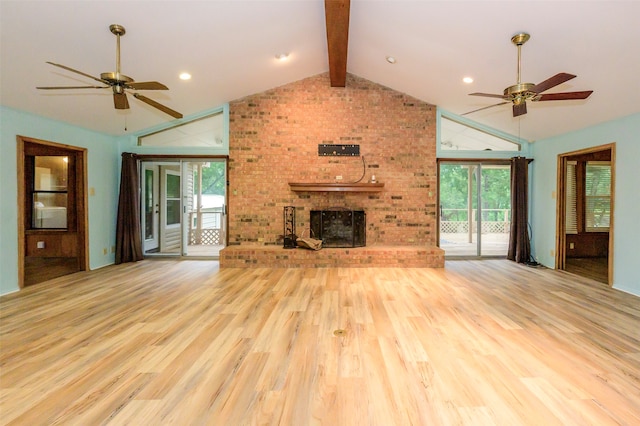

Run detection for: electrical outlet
[[335, 175, 343, 181], [103, 248, 107, 255], [569, 242, 575, 249], [111, 246, 115, 253]]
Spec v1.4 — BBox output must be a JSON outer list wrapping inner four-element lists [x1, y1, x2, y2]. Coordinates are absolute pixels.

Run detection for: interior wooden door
[[18, 136, 88, 287]]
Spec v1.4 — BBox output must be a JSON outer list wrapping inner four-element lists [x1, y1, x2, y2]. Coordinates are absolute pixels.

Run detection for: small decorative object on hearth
[[283, 206, 297, 249], [296, 230, 323, 251]]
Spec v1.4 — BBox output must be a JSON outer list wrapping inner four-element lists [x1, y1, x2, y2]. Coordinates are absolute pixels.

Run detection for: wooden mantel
[[288, 182, 384, 192]]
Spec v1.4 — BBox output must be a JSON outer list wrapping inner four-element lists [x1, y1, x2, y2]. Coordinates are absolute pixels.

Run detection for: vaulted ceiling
[[1, 1, 639, 142]]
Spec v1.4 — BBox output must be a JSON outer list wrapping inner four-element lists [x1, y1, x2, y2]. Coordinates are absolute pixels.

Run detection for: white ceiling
[[2, 1, 639, 142]]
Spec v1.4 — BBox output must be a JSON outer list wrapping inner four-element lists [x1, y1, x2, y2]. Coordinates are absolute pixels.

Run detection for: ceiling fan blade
[[46, 61, 109, 85], [530, 73, 576, 94], [133, 93, 183, 119], [513, 102, 527, 117], [113, 92, 129, 110], [126, 81, 169, 90], [36, 85, 108, 89], [537, 90, 594, 101], [462, 102, 509, 116], [469, 92, 507, 99]]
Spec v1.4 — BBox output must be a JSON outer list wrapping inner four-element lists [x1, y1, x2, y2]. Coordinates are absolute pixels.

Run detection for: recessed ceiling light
[[179, 72, 192, 81], [275, 53, 290, 61], [386, 56, 397, 64], [463, 76, 474, 84]]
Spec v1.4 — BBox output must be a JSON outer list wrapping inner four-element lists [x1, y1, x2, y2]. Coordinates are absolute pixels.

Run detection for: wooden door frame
[[555, 143, 615, 286], [16, 136, 89, 288]]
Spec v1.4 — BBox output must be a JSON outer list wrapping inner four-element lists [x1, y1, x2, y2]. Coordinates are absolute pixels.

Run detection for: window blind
[[585, 161, 611, 232], [565, 161, 578, 234]]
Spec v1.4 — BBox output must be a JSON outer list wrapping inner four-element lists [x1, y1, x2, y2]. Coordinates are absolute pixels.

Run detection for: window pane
[[138, 112, 224, 147], [585, 197, 610, 229], [440, 117, 520, 151], [33, 193, 67, 228], [166, 200, 181, 226], [145, 169, 154, 240], [585, 162, 611, 231], [166, 174, 181, 198], [34, 156, 68, 191]]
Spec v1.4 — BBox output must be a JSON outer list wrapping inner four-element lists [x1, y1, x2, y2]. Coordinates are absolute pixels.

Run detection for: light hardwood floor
[[565, 257, 609, 284], [1, 260, 639, 425]]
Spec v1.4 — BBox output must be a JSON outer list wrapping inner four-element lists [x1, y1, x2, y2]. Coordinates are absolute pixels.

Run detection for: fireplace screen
[[310, 209, 366, 248]]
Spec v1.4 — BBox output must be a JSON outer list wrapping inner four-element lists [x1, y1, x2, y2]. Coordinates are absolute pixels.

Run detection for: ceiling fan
[[466, 33, 593, 117], [37, 24, 183, 119]]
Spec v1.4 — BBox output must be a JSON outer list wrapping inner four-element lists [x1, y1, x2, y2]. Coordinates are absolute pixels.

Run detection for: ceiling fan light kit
[[466, 32, 593, 117], [36, 24, 183, 119]]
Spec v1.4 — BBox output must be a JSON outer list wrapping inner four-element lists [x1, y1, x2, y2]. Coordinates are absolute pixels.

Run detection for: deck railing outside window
[[189, 208, 224, 245]]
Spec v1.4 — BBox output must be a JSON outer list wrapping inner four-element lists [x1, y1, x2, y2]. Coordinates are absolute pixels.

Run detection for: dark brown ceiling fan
[[465, 33, 593, 117], [37, 24, 182, 119]]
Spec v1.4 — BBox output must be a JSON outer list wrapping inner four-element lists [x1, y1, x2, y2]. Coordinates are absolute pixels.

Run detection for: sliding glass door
[[183, 160, 227, 257], [140, 159, 227, 258], [439, 162, 511, 257]]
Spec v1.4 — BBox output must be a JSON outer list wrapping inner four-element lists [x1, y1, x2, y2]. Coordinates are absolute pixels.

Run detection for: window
[[165, 171, 181, 226], [138, 111, 225, 148], [32, 156, 69, 229], [585, 161, 611, 232], [144, 169, 155, 239], [565, 159, 611, 234], [440, 116, 520, 151]]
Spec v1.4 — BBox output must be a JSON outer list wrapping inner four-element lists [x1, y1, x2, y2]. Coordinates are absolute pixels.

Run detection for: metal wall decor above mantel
[[288, 182, 383, 192]]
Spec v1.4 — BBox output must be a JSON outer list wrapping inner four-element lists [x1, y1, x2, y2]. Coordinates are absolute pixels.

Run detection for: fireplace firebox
[[310, 209, 366, 248]]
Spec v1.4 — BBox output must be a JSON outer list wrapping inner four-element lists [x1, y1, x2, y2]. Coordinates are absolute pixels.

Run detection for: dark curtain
[[115, 152, 143, 264], [507, 156, 531, 263]]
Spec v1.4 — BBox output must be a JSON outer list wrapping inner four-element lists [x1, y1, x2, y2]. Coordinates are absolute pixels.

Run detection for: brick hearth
[[220, 245, 444, 268]]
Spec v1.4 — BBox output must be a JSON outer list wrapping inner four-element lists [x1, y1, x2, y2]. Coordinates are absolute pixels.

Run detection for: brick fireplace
[[220, 72, 444, 268]]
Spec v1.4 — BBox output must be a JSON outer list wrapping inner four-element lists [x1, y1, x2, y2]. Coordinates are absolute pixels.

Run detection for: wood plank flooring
[[1, 260, 639, 425], [565, 257, 609, 284]]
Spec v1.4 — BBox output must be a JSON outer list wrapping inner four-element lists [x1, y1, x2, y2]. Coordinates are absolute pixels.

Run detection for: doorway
[[556, 144, 614, 285], [17, 136, 88, 287], [140, 158, 227, 258], [438, 161, 511, 257]]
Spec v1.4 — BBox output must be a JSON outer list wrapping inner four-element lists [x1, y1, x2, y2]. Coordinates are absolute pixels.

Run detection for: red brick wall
[[228, 73, 437, 247]]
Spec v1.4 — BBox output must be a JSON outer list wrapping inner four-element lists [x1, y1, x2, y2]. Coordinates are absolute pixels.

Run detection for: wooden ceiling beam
[[324, 0, 350, 87]]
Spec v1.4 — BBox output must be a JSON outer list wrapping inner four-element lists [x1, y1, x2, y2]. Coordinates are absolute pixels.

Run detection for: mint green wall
[[531, 113, 640, 296], [0, 105, 229, 296], [0, 106, 119, 295]]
